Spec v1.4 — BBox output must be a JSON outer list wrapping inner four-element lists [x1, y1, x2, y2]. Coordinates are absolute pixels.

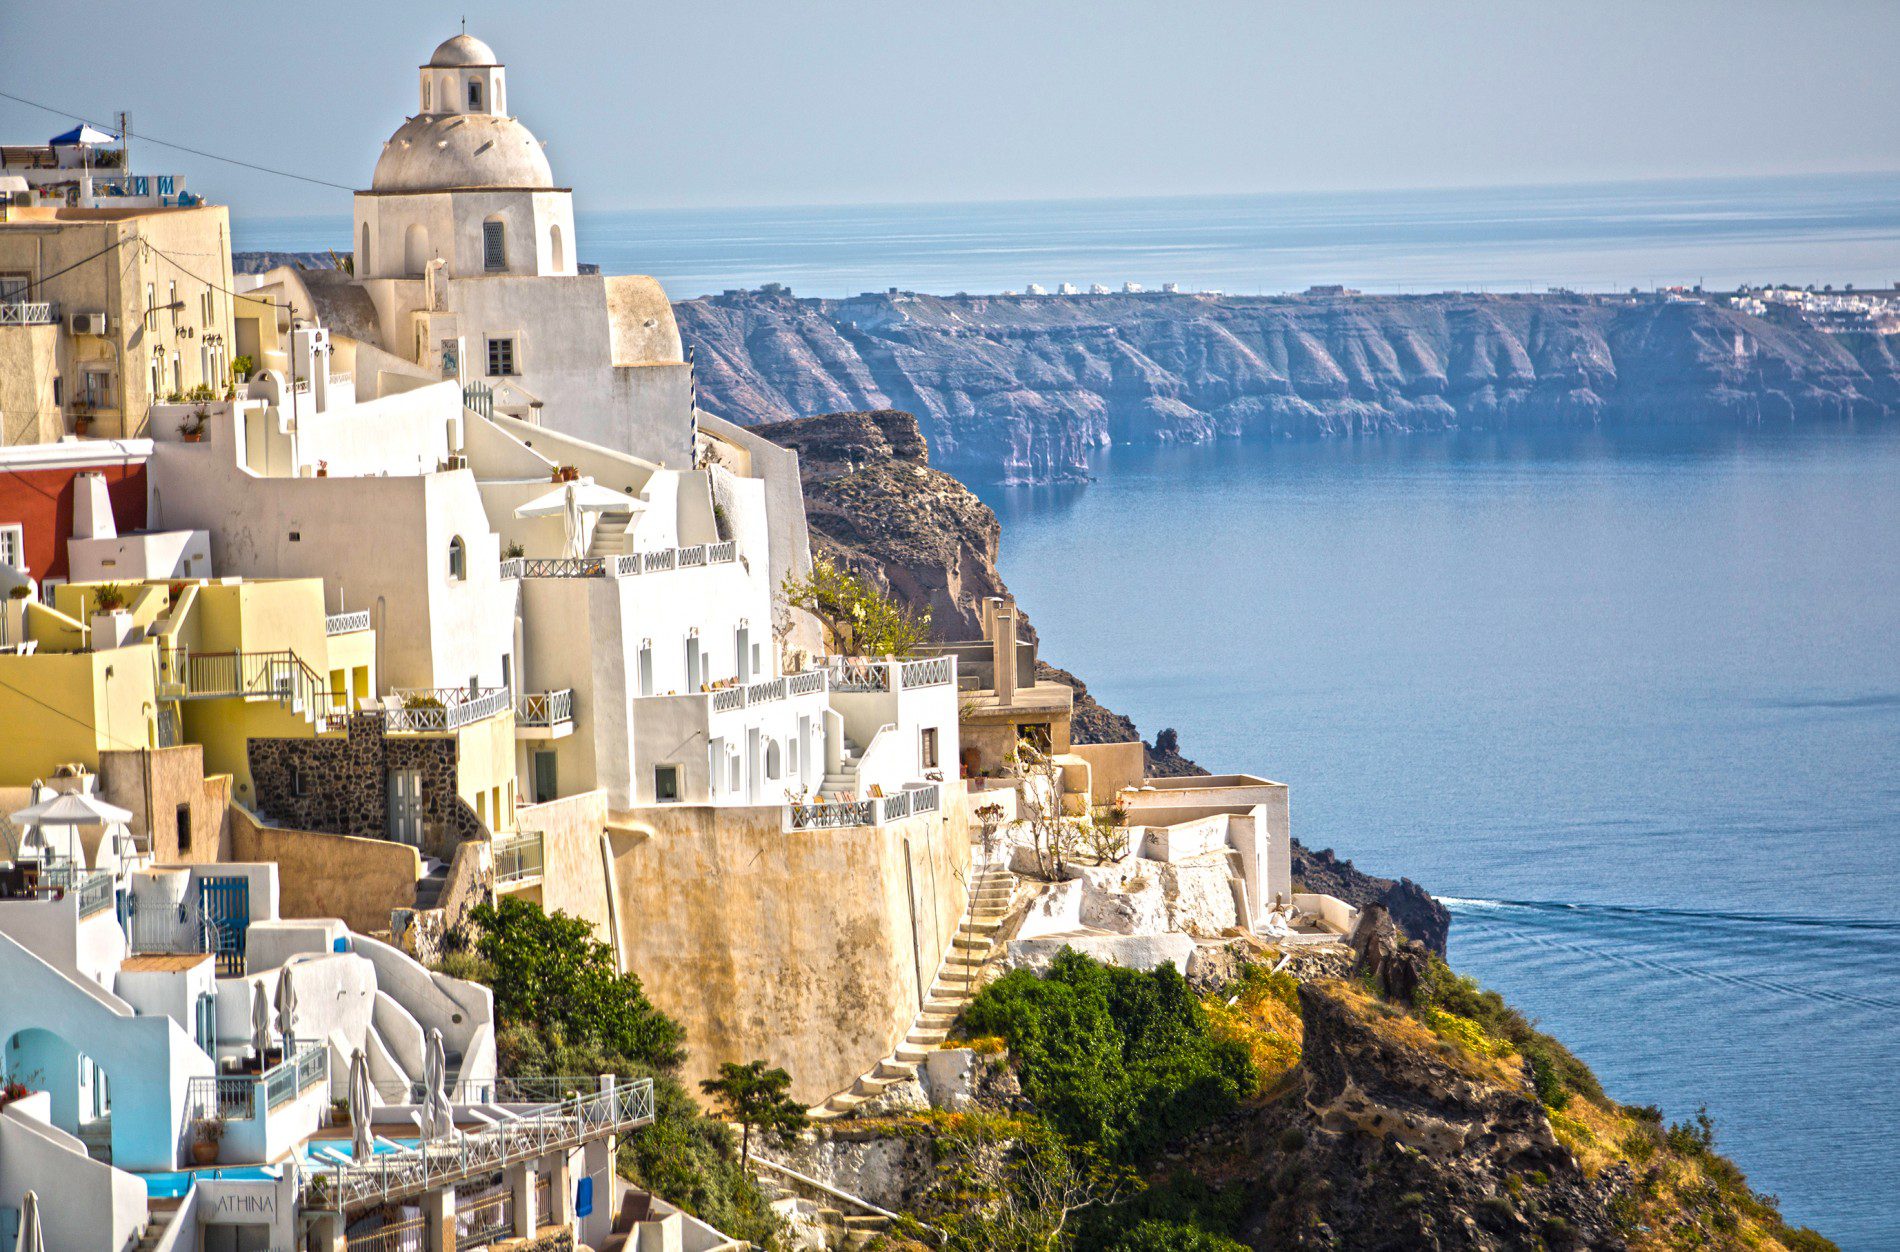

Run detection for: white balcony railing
[[703, 670, 829, 715], [500, 542, 739, 581], [325, 610, 371, 635], [788, 784, 940, 832], [493, 831, 544, 885], [515, 689, 573, 727], [822, 655, 954, 693], [0, 301, 58, 326], [385, 688, 510, 733]]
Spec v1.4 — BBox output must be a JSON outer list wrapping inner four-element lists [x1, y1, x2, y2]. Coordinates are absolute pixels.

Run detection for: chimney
[[72, 472, 118, 540], [992, 600, 1018, 707], [979, 595, 1003, 643]]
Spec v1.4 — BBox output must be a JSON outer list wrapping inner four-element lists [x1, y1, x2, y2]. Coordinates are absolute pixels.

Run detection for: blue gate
[[197, 876, 250, 976]]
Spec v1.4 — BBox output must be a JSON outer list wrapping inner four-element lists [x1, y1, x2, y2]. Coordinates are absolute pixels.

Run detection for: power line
[[25, 234, 135, 298], [0, 88, 357, 193], [144, 241, 298, 311]]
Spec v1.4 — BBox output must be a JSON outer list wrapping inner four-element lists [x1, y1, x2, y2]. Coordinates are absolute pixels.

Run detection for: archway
[[404, 223, 430, 277], [549, 224, 565, 274], [5, 1027, 113, 1145]]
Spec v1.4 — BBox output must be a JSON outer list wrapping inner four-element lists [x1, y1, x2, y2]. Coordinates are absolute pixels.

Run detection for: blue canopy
[[49, 124, 117, 146]]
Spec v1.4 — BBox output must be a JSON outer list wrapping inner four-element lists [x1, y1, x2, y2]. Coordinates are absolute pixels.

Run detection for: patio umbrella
[[512, 479, 642, 519], [9, 790, 133, 867], [49, 124, 117, 146], [16, 1190, 42, 1252], [348, 1048, 374, 1161], [422, 1028, 453, 1139], [274, 965, 298, 1055], [250, 981, 272, 1066], [561, 483, 585, 559]]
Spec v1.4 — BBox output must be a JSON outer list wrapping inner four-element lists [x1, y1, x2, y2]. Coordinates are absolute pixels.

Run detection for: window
[[485, 336, 516, 376], [549, 224, 564, 272], [0, 525, 23, 571], [0, 273, 28, 302], [82, 370, 112, 408], [654, 765, 680, 803], [447, 536, 467, 581], [921, 727, 940, 770], [145, 282, 156, 331], [290, 762, 309, 798], [482, 219, 506, 271], [532, 751, 558, 805], [167, 281, 177, 320], [176, 803, 192, 852], [765, 741, 782, 780], [51, 376, 61, 406], [467, 77, 483, 110], [422, 79, 432, 111]]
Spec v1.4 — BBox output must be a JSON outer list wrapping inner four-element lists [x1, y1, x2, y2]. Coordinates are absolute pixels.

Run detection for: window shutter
[[483, 220, 505, 270]]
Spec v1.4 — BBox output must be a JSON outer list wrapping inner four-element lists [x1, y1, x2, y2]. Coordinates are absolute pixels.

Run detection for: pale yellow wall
[[513, 789, 613, 942], [0, 647, 158, 783], [607, 793, 972, 1106], [453, 713, 517, 833], [228, 805, 420, 933], [0, 323, 61, 445]]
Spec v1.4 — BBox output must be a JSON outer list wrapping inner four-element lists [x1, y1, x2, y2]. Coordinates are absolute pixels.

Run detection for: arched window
[[549, 224, 564, 274], [422, 79, 432, 111], [765, 741, 782, 780], [448, 535, 466, 581], [359, 222, 371, 274], [404, 223, 429, 276], [467, 77, 483, 111]]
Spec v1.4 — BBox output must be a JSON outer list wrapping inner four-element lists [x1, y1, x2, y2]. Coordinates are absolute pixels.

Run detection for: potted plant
[[93, 583, 128, 613], [190, 1114, 224, 1165], [179, 406, 210, 442], [230, 355, 254, 383], [316, 459, 329, 478]]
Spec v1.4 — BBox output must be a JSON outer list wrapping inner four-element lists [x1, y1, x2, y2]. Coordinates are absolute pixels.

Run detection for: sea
[[236, 173, 1900, 1245]]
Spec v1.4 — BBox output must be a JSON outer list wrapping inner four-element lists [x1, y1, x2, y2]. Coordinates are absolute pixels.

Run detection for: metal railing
[[824, 658, 889, 692], [184, 1043, 326, 1129], [493, 832, 544, 885], [0, 301, 57, 326], [384, 688, 510, 733], [345, 1213, 427, 1252], [880, 784, 941, 823], [38, 863, 118, 918], [161, 648, 330, 717], [822, 655, 956, 693], [300, 1078, 655, 1213], [703, 670, 829, 715], [899, 656, 954, 688], [787, 669, 828, 697], [325, 610, 371, 635], [514, 689, 573, 727]]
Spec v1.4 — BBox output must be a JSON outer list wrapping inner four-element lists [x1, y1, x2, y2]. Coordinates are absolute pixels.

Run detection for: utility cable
[[23, 234, 134, 297], [0, 88, 357, 192]]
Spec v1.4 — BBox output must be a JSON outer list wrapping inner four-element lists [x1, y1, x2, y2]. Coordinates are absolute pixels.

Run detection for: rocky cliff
[[679, 287, 1900, 482]]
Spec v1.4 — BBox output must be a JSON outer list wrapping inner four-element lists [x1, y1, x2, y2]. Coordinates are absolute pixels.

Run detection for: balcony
[[493, 831, 544, 887], [707, 669, 829, 714], [822, 655, 954, 694], [384, 687, 511, 734], [498, 541, 738, 582], [514, 688, 574, 738], [0, 301, 58, 327], [787, 783, 941, 832], [324, 610, 371, 635]]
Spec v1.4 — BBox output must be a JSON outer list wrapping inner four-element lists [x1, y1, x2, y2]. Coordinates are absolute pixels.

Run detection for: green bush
[[1416, 956, 1601, 1107], [962, 949, 1255, 1161], [1105, 1220, 1249, 1252]]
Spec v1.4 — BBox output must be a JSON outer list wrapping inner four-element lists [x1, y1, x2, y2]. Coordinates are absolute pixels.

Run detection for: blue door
[[198, 876, 250, 975]]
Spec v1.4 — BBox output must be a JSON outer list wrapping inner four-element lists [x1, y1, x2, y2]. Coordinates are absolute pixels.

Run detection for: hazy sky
[[3, 1, 1896, 217]]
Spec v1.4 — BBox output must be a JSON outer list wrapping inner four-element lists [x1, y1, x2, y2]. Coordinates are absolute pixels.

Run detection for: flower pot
[[182, 432, 204, 443], [191, 1140, 218, 1165]]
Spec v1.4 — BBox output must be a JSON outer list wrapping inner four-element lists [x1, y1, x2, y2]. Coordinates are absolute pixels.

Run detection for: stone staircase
[[755, 1171, 892, 1249], [77, 1116, 112, 1164], [808, 860, 1018, 1123], [134, 1202, 181, 1252], [413, 860, 450, 910], [586, 509, 636, 558], [821, 736, 863, 795]]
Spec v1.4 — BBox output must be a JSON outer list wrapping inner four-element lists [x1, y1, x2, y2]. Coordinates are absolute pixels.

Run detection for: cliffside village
[[0, 34, 1359, 1252]]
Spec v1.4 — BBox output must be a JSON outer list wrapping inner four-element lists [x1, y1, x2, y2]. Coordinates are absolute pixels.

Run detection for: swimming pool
[[141, 1165, 280, 1198]]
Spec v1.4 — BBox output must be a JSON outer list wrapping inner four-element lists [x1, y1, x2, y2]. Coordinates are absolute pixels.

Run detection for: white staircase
[[822, 736, 863, 794], [809, 858, 1018, 1122], [586, 509, 635, 558]]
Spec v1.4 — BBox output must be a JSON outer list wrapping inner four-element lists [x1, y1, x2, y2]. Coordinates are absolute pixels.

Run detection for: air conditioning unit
[[70, 312, 107, 336]]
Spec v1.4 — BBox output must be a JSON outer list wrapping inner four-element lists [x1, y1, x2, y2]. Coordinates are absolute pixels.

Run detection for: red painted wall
[[0, 460, 147, 583]]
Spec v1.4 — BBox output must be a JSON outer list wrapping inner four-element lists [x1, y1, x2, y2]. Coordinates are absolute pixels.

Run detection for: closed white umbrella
[[17, 1189, 42, 1252], [422, 1027, 453, 1139], [349, 1048, 374, 1161], [250, 981, 272, 1067], [561, 482, 585, 559], [274, 965, 298, 1056]]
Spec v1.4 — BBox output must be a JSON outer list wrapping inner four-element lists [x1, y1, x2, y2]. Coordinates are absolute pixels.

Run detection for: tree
[[465, 897, 685, 1071], [1014, 746, 1082, 880], [783, 555, 931, 657], [699, 1059, 808, 1170], [925, 1115, 1133, 1252]]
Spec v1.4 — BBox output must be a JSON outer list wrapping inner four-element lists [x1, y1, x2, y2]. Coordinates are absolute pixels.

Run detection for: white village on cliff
[[0, 33, 1359, 1251]]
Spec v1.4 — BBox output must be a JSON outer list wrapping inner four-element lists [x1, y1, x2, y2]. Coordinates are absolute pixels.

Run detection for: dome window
[[467, 77, 484, 111], [483, 219, 506, 271]]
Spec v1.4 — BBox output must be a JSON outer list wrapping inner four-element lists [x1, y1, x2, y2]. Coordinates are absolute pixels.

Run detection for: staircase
[[822, 736, 863, 795], [753, 1160, 894, 1249], [134, 1203, 181, 1252], [413, 860, 450, 910], [808, 859, 1019, 1122], [586, 509, 636, 558], [76, 1116, 112, 1164]]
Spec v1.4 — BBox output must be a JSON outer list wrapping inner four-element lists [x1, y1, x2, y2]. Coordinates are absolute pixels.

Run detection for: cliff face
[[679, 288, 1900, 482]]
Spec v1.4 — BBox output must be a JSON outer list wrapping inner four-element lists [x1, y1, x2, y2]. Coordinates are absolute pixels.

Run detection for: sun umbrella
[[17, 1190, 42, 1252], [512, 479, 642, 519], [349, 1048, 374, 1161], [50, 124, 117, 147], [422, 1027, 454, 1139], [250, 981, 272, 1066], [10, 790, 134, 867], [274, 965, 298, 1056], [561, 483, 585, 559]]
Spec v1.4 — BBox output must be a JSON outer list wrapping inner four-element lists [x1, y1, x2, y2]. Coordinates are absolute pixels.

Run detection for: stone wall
[[248, 714, 479, 859], [227, 805, 421, 933], [607, 792, 972, 1106]]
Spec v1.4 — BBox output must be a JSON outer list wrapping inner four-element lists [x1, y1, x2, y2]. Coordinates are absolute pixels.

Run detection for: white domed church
[[277, 32, 695, 466]]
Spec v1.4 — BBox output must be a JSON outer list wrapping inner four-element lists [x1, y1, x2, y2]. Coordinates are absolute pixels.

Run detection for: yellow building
[[0, 204, 238, 443]]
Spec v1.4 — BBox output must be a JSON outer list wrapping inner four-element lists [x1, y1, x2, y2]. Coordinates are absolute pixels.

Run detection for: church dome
[[427, 33, 498, 67], [371, 112, 553, 192]]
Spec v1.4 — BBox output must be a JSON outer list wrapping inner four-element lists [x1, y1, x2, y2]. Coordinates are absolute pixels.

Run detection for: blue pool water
[[143, 1165, 280, 1198], [984, 424, 1900, 1247]]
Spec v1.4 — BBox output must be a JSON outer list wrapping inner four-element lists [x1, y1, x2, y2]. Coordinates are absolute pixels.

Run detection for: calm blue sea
[[983, 426, 1900, 1247], [233, 171, 1900, 297]]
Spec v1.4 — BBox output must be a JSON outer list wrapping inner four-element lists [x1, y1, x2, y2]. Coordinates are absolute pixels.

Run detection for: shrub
[[962, 949, 1255, 1162], [1416, 957, 1601, 1107], [1105, 1220, 1249, 1252]]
